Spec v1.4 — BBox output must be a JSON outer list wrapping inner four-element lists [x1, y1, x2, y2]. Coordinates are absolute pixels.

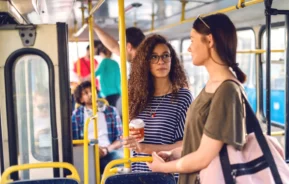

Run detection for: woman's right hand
[[129, 127, 142, 142], [157, 151, 172, 162], [122, 136, 142, 153]]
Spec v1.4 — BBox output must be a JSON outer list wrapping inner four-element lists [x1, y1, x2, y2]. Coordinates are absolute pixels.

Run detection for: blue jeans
[[100, 150, 122, 174]]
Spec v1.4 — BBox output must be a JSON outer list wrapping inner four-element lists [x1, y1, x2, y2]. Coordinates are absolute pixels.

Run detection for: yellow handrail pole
[[89, 0, 105, 17], [72, 140, 84, 145], [181, 1, 187, 22], [179, 49, 285, 56], [237, 0, 245, 8], [151, 2, 155, 31], [74, 20, 81, 77], [80, 6, 86, 26], [87, 0, 100, 184], [145, 0, 264, 34], [1, 162, 81, 184], [101, 157, 153, 184], [118, 0, 130, 169], [236, 49, 284, 54], [83, 117, 94, 184]]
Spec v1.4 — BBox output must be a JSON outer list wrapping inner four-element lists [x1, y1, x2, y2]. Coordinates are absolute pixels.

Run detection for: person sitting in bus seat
[[146, 14, 246, 184], [95, 42, 121, 107], [33, 87, 53, 161], [71, 81, 123, 174], [73, 41, 100, 90], [93, 25, 145, 62], [122, 34, 193, 181]]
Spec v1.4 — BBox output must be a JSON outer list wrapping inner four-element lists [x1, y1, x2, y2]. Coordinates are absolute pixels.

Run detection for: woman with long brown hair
[[122, 34, 192, 176], [147, 13, 247, 184]]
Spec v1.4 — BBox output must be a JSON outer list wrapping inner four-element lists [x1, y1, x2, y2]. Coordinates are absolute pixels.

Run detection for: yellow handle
[[1, 162, 80, 184], [101, 157, 153, 184]]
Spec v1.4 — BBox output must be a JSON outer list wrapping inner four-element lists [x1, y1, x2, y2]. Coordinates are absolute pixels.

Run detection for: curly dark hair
[[74, 81, 91, 105], [128, 34, 188, 119]]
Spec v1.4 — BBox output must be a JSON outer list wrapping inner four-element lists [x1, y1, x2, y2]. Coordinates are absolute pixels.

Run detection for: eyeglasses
[[197, 15, 210, 29], [150, 53, 171, 64]]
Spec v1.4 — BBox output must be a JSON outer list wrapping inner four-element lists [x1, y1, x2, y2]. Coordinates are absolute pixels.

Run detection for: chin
[[192, 59, 204, 66]]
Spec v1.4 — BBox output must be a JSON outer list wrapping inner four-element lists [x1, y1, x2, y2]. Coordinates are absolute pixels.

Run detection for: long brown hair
[[193, 13, 247, 83], [129, 34, 188, 119]]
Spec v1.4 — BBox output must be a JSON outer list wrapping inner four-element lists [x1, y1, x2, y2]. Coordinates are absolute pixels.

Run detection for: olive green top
[[178, 81, 246, 184]]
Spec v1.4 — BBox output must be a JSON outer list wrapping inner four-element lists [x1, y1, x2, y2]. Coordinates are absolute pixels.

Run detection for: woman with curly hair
[[122, 34, 193, 175]]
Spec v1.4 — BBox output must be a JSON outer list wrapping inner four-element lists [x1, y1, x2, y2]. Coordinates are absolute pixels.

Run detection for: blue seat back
[[105, 172, 176, 184], [9, 178, 79, 184]]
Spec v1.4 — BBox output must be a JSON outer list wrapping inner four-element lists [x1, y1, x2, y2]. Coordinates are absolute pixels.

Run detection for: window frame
[[4, 48, 59, 179]]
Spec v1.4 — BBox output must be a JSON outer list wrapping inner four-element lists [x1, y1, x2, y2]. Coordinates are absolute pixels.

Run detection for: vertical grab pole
[[74, 20, 81, 77], [88, 0, 100, 184], [151, 3, 155, 31], [265, 8, 271, 135], [118, 0, 130, 169], [285, 14, 289, 162]]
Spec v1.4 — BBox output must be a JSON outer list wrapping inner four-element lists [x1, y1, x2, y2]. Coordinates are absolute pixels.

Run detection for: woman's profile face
[[188, 29, 210, 66]]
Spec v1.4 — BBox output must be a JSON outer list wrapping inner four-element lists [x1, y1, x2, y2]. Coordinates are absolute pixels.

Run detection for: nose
[[157, 58, 165, 65], [188, 46, 191, 53]]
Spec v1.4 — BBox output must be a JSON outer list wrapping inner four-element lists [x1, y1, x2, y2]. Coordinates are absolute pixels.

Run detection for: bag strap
[[218, 80, 282, 184]]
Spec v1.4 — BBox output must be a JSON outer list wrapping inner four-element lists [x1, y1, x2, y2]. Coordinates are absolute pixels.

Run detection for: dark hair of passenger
[[126, 27, 145, 48], [128, 34, 188, 120], [74, 81, 91, 105], [193, 13, 246, 83], [96, 42, 112, 58], [86, 40, 102, 51]]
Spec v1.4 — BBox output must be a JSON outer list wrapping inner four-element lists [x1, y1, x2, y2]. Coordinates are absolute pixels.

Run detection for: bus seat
[[7, 178, 78, 184], [104, 172, 176, 184], [1, 162, 80, 184]]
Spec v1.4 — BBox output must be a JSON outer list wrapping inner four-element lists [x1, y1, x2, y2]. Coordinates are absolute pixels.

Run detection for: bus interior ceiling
[[4, 0, 288, 41]]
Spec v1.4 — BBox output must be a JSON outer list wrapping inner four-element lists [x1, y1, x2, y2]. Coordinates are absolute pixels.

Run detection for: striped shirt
[[132, 88, 193, 174]]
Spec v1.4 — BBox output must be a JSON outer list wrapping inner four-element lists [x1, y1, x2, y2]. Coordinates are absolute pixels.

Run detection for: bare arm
[[122, 135, 182, 154], [107, 140, 122, 152], [147, 134, 223, 173], [93, 25, 120, 56], [139, 141, 182, 154]]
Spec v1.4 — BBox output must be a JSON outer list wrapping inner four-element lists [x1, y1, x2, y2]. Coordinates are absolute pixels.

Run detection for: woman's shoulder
[[175, 88, 193, 103]]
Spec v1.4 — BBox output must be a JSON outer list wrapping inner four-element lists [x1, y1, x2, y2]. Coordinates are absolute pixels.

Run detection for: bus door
[[0, 23, 72, 180]]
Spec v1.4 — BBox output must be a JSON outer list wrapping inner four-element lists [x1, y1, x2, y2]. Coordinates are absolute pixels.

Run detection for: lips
[[157, 68, 167, 71]]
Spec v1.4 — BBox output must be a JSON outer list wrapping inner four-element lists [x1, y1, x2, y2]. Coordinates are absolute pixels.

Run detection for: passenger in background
[[93, 26, 145, 116], [122, 35, 192, 179], [73, 41, 100, 91], [72, 81, 122, 174], [147, 14, 246, 184], [95, 42, 121, 107], [33, 88, 52, 161], [93, 25, 145, 62]]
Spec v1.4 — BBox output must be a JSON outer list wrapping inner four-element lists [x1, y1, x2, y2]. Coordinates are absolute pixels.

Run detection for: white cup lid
[[129, 119, 145, 128]]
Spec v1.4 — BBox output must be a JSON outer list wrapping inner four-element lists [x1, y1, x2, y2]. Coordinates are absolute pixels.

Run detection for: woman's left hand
[[147, 152, 166, 172]]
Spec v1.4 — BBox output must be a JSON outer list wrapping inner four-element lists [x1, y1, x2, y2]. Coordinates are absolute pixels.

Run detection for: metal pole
[[285, 14, 289, 162], [118, 0, 130, 169], [87, 0, 100, 184], [181, 1, 187, 21], [265, 9, 271, 135]]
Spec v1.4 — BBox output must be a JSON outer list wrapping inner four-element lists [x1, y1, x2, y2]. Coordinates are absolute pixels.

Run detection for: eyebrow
[[152, 51, 170, 55]]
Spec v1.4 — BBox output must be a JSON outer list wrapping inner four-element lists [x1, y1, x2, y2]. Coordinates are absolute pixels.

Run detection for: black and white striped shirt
[[132, 88, 193, 174]]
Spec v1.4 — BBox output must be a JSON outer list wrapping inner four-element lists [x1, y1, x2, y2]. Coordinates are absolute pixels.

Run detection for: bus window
[[170, 40, 180, 54], [182, 38, 208, 97], [237, 29, 256, 112], [262, 27, 285, 125], [13, 55, 53, 165]]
